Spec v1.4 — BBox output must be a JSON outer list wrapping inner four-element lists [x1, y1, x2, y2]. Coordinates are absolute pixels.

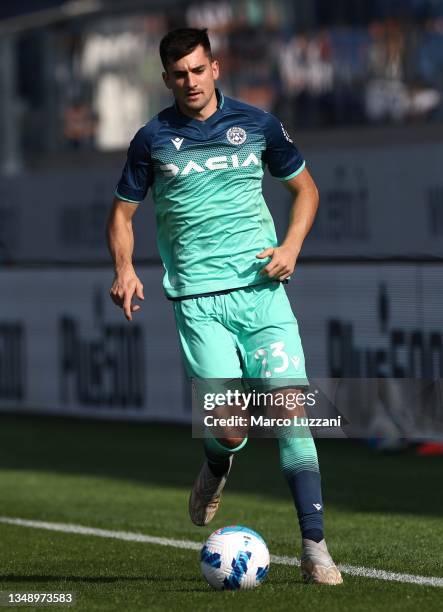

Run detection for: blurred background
[[0, 6, 442, 607], [3, 0, 443, 161], [0, 0, 442, 446]]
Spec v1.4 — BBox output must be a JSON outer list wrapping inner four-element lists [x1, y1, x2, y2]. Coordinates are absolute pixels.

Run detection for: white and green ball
[[200, 525, 270, 590]]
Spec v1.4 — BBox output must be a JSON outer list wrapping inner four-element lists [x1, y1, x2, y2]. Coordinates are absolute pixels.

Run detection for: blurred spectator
[[9, 0, 443, 158], [278, 30, 334, 127], [62, 99, 97, 149], [365, 18, 441, 122]]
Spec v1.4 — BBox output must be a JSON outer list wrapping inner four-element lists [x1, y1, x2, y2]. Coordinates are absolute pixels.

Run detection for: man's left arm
[[257, 168, 319, 280]]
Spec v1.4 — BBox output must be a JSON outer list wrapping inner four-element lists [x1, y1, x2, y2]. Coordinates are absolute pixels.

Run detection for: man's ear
[[162, 71, 171, 89], [211, 60, 219, 81]]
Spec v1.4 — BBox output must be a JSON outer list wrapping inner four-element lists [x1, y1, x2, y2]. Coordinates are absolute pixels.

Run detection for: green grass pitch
[[0, 413, 442, 611]]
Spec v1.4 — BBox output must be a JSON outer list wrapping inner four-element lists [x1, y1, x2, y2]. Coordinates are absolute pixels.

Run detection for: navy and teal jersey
[[115, 90, 305, 299]]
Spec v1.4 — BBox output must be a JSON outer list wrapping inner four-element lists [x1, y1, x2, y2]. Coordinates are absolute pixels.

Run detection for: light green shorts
[[173, 282, 308, 387]]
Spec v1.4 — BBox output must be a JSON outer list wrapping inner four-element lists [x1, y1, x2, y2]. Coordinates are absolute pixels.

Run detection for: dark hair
[[159, 28, 212, 70]]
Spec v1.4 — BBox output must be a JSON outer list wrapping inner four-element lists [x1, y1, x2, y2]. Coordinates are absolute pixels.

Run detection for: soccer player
[[107, 28, 342, 585]]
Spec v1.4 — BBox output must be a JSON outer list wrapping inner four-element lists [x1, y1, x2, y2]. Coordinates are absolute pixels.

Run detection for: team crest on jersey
[[226, 126, 247, 145]]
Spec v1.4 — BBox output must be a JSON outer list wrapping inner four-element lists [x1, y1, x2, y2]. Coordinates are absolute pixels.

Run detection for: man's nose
[[186, 73, 197, 88]]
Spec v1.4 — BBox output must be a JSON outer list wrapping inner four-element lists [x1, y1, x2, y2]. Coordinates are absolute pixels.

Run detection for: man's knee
[[268, 387, 308, 419], [217, 437, 247, 450]]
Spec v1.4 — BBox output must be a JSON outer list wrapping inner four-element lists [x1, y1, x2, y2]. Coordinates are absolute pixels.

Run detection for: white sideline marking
[[0, 516, 442, 588]]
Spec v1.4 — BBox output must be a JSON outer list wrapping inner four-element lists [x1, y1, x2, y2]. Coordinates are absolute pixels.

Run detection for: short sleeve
[[262, 113, 305, 181], [115, 127, 153, 203]]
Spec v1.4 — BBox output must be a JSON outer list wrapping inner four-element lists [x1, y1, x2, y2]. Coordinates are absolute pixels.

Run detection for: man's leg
[[204, 435, 247, 476], [234, 283, 342, 584], [278, 421, 324, 543], [189, 435, 247, 526], [275, 402, 342, 585], [173, 297, 247, 526]]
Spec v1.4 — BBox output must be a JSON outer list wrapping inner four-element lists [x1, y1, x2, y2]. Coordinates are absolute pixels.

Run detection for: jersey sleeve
[[115, 126, 153, 203], [262, 113, 305, 181]]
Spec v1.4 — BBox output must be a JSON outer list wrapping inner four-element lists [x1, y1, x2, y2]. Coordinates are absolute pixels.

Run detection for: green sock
[[204, 436, 248, 476]]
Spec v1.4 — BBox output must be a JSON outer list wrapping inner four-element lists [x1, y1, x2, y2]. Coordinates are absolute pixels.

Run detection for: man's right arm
[[107, 197, 144, 321]]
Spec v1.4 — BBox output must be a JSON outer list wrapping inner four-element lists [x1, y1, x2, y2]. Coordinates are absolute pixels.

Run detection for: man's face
[[162, 44, 219, 118]]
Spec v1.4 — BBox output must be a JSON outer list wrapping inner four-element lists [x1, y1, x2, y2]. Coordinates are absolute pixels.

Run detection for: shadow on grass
[[0, 413, 442, 518], [0, 574, 201, 584]]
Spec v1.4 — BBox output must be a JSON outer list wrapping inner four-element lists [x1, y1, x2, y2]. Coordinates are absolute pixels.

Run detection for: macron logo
[[171, 137, 184, 151], [290, 356, 300, 369]]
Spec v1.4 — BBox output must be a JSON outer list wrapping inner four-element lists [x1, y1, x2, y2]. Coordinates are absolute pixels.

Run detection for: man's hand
[[256, 245, 299, 281], [109, 265, 144, 321], [257, 168, 319, 281]]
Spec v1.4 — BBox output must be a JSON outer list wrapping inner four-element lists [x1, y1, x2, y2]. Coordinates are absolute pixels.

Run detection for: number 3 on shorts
[[254, 340, 289, 377]]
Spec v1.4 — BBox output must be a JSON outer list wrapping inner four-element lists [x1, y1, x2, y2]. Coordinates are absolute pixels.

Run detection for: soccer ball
[[200, 525, 270, 590]]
